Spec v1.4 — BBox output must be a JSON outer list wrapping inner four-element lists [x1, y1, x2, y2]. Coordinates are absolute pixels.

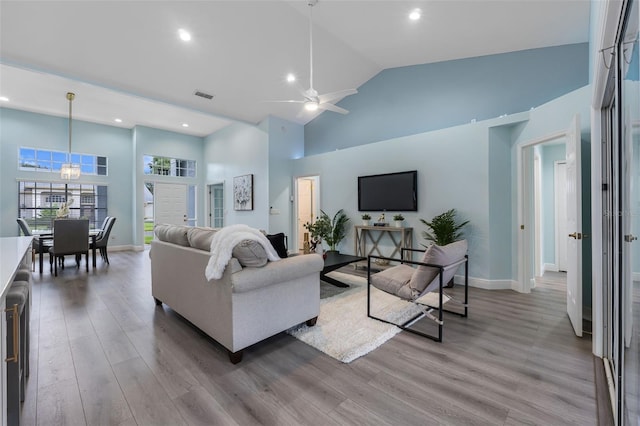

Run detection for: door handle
[[568, 232, 582, 240], [624, 234, 638, 242]]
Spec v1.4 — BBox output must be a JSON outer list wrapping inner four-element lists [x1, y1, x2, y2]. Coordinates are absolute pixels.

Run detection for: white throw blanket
[[205, 224, 280, 281]]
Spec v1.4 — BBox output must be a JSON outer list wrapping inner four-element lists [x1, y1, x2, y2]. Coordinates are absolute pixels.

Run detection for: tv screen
[[358, 171, 417, 212]]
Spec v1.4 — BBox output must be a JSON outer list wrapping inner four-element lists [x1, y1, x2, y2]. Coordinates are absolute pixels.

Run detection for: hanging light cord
[[67, 92, 74, 160]]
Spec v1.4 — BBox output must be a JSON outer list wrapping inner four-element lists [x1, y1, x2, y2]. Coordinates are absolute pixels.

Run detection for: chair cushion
[[231, 240, 268, 268], [266, 233, 288, 258], [187, 227, 218, 251], [154, 224, 190, 246], [410, 240, 468, 295], [370, 264, 415, 300]]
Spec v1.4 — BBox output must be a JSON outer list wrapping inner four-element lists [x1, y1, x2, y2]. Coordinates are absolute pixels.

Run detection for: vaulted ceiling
[[0, 1, 590, 137]]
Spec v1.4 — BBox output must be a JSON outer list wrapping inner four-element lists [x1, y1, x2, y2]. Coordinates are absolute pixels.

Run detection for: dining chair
[[49, 219, 89, 276], [17, 218, 51, 271], [91, 217, 116, 264]]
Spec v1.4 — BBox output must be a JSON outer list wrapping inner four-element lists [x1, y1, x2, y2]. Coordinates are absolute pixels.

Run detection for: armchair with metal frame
[[367, 245, 469, 342]]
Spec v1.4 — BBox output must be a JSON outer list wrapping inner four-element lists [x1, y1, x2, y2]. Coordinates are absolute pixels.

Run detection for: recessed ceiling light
[[178, 29, 191, 42], [0, 96, 9, 102], [286, 73, 296, 83], [114, 118, 122, 123], [182, 123, 189, 128], [409, 9, 422, 21]]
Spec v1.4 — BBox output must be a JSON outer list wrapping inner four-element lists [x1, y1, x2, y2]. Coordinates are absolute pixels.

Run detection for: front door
[[155, 183, 187, 226]]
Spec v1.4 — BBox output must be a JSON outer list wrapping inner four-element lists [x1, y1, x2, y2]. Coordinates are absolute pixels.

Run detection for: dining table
[[36, 230, 99, 274]]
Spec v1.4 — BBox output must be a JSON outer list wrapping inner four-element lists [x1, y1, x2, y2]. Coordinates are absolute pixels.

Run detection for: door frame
[[517, 130, 566, 293], [294, 175, 320, 253], [554, 160, 568, 272]]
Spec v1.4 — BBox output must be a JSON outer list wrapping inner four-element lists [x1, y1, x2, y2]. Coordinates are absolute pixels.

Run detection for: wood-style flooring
[[21, 251, 599, 425]]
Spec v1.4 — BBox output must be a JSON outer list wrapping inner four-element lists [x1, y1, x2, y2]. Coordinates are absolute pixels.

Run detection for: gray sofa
[[149, 225, 324, 363]]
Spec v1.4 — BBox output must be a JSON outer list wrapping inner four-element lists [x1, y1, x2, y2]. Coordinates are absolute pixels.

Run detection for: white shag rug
[[287, 271, 424, 363]]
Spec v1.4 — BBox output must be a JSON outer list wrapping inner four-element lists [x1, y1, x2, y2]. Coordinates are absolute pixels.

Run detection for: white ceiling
[[0, 1, 590, 137]]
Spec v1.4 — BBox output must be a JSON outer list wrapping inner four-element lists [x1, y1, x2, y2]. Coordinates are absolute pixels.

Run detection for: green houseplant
[[420, 208, 469, 246], [304, 209, 350, 252]]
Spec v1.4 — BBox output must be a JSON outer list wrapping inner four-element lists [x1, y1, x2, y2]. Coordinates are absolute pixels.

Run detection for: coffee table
[[321, 251, 366, 287]]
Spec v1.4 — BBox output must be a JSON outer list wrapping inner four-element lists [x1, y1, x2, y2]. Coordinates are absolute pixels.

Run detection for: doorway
[[208, 182, 224, 228], [295, 176, 320, 253]]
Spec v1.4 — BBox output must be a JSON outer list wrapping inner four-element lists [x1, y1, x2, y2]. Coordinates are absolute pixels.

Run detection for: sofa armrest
[[231, 254, 324, 293]]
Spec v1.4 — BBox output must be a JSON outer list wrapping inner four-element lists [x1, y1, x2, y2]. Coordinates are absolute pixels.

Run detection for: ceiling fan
[[274, 0, 357, 115]]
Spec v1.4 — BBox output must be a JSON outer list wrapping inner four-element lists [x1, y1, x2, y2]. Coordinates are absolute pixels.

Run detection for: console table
[[354, 225, 413, 262]]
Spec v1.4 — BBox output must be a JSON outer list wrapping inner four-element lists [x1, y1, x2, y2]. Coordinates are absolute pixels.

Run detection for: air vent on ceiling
[[194, 90, 214, 100]]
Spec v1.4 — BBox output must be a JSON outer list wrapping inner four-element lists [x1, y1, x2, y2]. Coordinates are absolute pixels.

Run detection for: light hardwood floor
[[21, 251, 599, 425]]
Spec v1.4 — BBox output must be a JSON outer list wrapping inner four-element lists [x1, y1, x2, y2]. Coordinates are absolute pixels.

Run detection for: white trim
[[554, 160, 568, 272], [633, 272, 640, 282], [544, 263, 559, 273], [453, 275, 518, 291]]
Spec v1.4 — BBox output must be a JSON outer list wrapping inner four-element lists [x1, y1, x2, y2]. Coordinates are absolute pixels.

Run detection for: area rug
[[287, 271, 424, 363]]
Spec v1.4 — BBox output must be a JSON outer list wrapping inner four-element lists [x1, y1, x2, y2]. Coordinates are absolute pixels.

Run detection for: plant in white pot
[[304, 209, 350, 253], [393, 214, 404, 227], [361, 213, 371, 226]]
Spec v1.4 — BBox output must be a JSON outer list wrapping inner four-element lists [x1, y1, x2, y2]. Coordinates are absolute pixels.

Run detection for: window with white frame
[[19, 147, 107, 176], [143, 155, 196, 177]]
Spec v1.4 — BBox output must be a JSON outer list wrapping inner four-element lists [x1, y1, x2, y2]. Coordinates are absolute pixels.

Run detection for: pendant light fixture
[[60, 92, 80, 180]]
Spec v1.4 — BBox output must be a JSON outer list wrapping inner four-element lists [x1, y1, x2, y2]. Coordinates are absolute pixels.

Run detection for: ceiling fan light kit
[[271, 0, 357, 116]]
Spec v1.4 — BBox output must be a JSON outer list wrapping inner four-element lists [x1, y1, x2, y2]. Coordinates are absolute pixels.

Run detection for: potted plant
[[420, 208, 469, 287], [304, 209, 350, 253], [420, 208, 469, 246], [361, 213, 371, 226], [393, 214, 404, 227]]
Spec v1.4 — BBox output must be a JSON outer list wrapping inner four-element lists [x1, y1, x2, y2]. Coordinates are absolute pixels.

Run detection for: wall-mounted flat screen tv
[[358, 170, 417, 211]]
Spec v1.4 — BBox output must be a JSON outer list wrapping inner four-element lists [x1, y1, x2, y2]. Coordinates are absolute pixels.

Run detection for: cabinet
[[354, 226, 413, 262], [0, 237, 32, 426]]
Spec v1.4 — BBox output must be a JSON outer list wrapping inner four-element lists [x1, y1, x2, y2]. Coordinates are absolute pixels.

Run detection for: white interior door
[[155, 183, 187, 226], [566, 114, 583, 337], [555, 161, 568, 272]]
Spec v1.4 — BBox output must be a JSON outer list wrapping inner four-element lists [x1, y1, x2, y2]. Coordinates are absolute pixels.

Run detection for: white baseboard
[[633, 272, 640, 282], [454, 275, 517, 290], [544, 263, 559, 273], [109, 244, 145, 252]]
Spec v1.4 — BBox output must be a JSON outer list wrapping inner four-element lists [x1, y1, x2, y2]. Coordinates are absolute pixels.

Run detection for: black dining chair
[[17, 218, 51, 271], [49, 219, 90, 276], [91, 217, 116, 264]]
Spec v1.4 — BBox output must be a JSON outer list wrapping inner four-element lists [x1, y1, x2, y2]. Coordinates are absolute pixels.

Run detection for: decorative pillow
[[232, 240, 268, 268], [410, 240, 468, 296], [187, 227, 218, 251], [266, 233, 288, 258], [154, 224, 190, 246], [370, 264, 415, 300]]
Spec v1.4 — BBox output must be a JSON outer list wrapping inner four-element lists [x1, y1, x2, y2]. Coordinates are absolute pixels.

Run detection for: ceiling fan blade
[[318, 88, 357, 104], [319, 103, 349, 115], [263, 100, 305, 104]]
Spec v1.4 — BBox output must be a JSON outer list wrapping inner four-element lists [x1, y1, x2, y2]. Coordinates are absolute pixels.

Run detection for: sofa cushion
[[154, 224, 190, 246], [266, 233, 288, 258], [187, 227, 218, 251], [232, 240, 268, 268], [410, 240, 468, 295], [370, 264, 415, 300]]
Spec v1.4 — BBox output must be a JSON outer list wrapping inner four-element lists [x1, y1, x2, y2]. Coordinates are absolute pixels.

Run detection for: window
[[18, 181, 108, 231], [143, 155, 196, 177], [19, 147, 107, 175]]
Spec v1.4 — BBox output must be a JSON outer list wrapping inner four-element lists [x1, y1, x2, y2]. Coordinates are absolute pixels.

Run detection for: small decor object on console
[[361, 213, 371, 226], [374, 212, 388, 226], [393, 214, 404, 227], [233, 174, 253, 211]]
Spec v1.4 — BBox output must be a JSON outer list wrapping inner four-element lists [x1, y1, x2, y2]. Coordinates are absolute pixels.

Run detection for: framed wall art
[[233, 174, 253, 211]]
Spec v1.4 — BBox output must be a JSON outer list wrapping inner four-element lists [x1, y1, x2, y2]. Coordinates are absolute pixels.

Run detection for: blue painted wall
[[305, 43, 589, 155], [0, 107, 134, 245]]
